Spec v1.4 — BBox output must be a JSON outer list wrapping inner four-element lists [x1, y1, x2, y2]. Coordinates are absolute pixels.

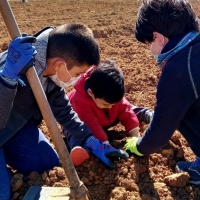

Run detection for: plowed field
[[1, 1, 200, 199]]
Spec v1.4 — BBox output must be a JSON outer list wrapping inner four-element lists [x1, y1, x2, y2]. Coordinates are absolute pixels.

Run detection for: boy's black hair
[[87, 60, 125, 104], [135, 0, 200, 43], [47, 23, 100, 69]]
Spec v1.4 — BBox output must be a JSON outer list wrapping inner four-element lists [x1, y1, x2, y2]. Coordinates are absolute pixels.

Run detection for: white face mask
[[49, 67, 80, 88]]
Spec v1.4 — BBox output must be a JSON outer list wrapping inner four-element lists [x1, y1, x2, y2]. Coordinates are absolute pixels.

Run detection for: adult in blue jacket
[[0, 23, 128, 200], [125, 0, 200, 186]]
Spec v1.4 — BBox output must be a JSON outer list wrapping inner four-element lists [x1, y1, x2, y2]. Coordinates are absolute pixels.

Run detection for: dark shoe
[[175, 157, 200, 186], [132, 106, 153, 124]]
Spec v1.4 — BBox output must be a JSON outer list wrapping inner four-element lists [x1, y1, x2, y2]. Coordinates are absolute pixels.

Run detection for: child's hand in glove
[[84, 136, 129, 168]]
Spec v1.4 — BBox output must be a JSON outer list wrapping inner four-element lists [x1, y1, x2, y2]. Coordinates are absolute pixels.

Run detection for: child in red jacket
[[63, 60, 152, 166]]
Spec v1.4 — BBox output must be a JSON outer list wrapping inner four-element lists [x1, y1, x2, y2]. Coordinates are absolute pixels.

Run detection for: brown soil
[[1, 1, 200, 200]]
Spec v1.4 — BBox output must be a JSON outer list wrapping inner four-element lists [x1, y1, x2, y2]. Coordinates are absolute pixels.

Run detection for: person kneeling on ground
[[125, 0, 200, 187], [0, 23, 128, 200], [63, 60, 153, 166]]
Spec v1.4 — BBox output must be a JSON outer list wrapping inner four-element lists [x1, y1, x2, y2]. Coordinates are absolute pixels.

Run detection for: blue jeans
[[0, 120, 59, 200]]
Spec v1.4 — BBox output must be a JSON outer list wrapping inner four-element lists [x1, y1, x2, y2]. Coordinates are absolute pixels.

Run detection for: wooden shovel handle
[[0, 1, 88, 199]]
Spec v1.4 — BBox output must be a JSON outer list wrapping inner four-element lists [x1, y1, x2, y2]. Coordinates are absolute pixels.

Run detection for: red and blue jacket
[[68, 67, 139, 142]]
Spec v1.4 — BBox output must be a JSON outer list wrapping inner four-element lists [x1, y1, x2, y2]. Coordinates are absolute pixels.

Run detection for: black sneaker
[[175, 157, 200, 187]]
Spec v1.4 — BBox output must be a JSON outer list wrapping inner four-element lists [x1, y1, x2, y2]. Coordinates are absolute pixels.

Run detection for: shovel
[[0, 1, 88, 199]]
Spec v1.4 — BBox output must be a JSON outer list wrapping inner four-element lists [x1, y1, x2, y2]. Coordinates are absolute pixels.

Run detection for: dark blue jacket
[[137, 34, 200, 158]]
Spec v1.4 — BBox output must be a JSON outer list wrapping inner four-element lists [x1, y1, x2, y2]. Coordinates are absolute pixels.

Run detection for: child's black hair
[[87, 60, 125, 104], [47, 22, 100, 69], [135, 0, 200, 43]]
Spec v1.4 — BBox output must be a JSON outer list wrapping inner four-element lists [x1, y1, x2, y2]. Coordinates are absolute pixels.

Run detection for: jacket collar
[[161, 32, 190, 54], [34, 27, 54, 77]]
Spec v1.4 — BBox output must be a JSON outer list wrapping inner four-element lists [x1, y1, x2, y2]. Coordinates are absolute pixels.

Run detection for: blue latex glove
[[84, 136, 129, 168], [0, 35, 37, 79]]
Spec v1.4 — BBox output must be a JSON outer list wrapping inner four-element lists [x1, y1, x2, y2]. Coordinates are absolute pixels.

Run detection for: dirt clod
[[164, 172, 190, 187]]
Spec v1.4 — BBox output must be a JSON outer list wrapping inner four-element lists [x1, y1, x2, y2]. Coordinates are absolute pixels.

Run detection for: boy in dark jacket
[[124, 0, 200, 186], [0, 23, 128, 200], [64, 60, 152, 166]]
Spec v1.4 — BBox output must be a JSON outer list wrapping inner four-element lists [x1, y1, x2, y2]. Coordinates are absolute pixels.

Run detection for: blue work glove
[[84, 136, 129, 168], [124, 137, 143, 156], [132, 106, 153, 124], [0, 35, 37, 79]]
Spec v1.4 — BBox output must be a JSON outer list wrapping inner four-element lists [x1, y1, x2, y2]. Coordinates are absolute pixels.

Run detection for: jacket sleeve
[[48, 87, 93, 145], [0, 51, 18, 129], [0, 76, 17, 129], [136, 54, 197, 155], [71, 99, 108, 142], [117, 98, 139, 132]]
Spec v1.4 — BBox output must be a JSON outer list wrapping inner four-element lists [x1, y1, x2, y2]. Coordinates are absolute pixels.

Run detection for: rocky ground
[[0, 0, 200, 199]]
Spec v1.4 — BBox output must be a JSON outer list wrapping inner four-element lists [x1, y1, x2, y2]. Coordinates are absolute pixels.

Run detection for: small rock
[[12, 192, 20, 200], [164, 172, 190, 187], [130, 172, 139, 183], [50, 177, 57, 182], [89, 170, 95, 176], [53, 182, 65, 187], [56, 167, 65, 178], [13, 174, 23, 179], [150, 154, 159, 162], [171, 131, 181, 142], [42, 172, 48, 181], [2, 42, 8, 50], [153, 182, 166, 189], [133, 163, 147, 174], [11, 173, 24, 192], [11, 179, 23, 192], [81, 177, 89, 184], [119, 168, 128, 175], [29, 171, 39, 181], [176, 148, 184, 158], [45, 177, 51, 186], [185, 186, 193, 193], [110, 187, 127, 199], [162, 149, 174, 158], [49, 170, 56, 178], [118, 178, 139, 191]]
